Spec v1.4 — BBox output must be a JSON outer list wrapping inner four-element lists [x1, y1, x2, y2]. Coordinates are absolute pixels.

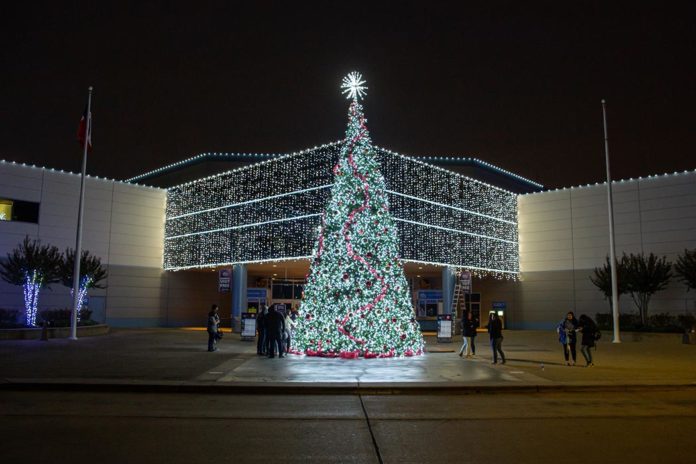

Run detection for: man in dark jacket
[[487, 312, 505, 364], [256, 305, 267, 355], [265, 305, 286, 358]]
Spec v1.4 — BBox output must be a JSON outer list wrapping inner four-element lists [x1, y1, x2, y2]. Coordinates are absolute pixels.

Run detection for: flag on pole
[[77, 104, 92, 151]]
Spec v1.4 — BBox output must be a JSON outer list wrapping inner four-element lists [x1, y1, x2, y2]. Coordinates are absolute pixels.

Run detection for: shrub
[[647, 312, 674, 329], [677, 313, 696, 332], [38, 308, 95, 327], [39, 309, 72, 327], [595, 311, 693, 333], [0, 308, 21, 328], [594, 313, 613, 329]]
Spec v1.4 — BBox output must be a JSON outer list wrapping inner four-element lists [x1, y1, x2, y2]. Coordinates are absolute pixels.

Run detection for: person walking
[[458, 311, 476, 358], [577, 314, 597, 367], [265, 305, 286, 358], [206, 304, 221, 352], [256, 305, 268, 356], [470, 312, 479, 356], [557, 311, 579, 366], [487, 312, 505, 364]]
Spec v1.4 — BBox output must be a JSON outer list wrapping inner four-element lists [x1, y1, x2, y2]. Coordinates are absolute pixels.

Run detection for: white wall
[[517, 171, 696, 328], [0, 161, 167, 327]]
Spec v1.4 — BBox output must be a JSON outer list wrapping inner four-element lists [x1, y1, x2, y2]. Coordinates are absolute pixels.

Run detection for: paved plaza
[[2, 328, 695, 390], [2, 328, 696, 464]]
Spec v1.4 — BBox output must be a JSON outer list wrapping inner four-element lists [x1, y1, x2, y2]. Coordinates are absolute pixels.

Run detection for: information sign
[[247, 288, 267, 300], [437, 314, 453, 343], [240, 312, 257, 340], [418, 290, 443, 301]]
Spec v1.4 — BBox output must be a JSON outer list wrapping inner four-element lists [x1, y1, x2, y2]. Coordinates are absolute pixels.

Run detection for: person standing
[[487, 312, 505, 364], [557, 311, 579, 366], [207, 304, 220, 352], [265, 305, 286, 358], [458, 311, 476, 358], [256, 305, 268, 356], [577, 314, 597, 367], [284, 309, 296, 353]]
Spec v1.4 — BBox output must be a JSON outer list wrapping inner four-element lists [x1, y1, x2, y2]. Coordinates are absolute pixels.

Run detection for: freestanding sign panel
[[437, 314, 453, 343], [240, 312, 256, 340]]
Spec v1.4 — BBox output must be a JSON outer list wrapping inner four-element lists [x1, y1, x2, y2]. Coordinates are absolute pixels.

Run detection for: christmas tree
[[291, 73, 425, 358]]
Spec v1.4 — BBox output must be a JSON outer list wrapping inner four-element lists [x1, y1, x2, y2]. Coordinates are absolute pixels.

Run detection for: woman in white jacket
[[284, 311, 296, 353]]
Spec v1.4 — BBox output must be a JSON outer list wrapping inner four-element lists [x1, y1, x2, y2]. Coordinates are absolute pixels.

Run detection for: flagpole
[[69, 86, 93, 341], [602, 99, 621, 344]]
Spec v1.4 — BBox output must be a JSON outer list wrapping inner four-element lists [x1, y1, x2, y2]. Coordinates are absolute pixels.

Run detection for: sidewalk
[[1, 328, 695, 393]]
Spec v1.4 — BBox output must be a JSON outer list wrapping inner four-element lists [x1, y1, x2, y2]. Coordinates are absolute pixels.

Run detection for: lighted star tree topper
[[291, 73, 425, 358]]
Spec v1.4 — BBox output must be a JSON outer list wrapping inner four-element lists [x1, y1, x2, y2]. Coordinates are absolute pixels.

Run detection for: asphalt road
[[2, 389, 695, 464]]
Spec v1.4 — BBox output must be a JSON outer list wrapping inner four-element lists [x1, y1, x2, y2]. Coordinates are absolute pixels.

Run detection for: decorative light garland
[[22, 270, 42, 327], [69, 275, 93, 322], [164, 140, 521, 275]]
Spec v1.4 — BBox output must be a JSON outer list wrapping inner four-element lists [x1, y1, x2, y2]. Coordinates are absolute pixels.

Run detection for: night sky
[[2, 1, 693, 188]]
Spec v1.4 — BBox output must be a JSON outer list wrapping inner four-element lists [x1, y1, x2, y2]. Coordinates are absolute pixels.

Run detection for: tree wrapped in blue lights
[[291, 73, 425, 358], [0, 236, 61, 326], [59, 248, 107, 321]]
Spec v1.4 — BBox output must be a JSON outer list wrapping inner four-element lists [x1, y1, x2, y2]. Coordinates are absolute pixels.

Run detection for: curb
[[2, 379, 695, 395]]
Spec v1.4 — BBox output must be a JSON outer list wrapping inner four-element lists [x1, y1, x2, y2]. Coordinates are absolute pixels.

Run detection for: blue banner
[[418, 290, 443, 301]]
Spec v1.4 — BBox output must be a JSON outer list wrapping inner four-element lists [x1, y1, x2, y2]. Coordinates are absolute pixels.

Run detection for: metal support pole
[[442, 267, 455, 316], [69, 86, 92, 341], [232, 264, 247, 332], [602, 99, 621, 343]]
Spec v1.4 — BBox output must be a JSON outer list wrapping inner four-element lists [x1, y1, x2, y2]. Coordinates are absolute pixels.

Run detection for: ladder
[[451, 269, 472, 324], [451, 274, 464, 318]]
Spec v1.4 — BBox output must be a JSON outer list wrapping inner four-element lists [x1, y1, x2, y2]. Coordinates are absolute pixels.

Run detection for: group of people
[[458, 311, 506, 364], [557, 311, 599, 367], [458, 310, 598, 367], [256, 304, 297, 358], [206, 303, 298, 356], [210, 304, 599, 368]]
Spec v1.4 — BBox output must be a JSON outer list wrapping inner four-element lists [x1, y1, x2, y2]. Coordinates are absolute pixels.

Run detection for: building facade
[[516, 170, 696, 328], [0, 160, 166, 327], [164, 142, 520, 276], [2, 157, 694, 330]]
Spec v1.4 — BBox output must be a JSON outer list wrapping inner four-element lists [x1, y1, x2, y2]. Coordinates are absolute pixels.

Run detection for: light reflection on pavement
[[216, 353, 548, 384]]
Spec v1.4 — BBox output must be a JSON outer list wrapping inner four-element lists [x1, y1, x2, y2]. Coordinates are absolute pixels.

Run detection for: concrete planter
[[0, 324, 110, 340]]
